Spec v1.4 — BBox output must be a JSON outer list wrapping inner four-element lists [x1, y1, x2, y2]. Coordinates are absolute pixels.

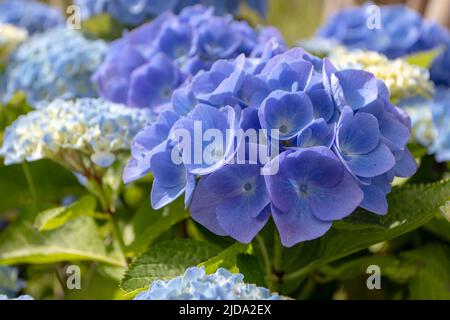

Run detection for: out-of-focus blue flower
[[126, 48, 416, 246], [1, 28, 106, 106], [1, 99, 150, 174], [93, 5, 285, 113], [75, 0, 267, 26], [0, 294, 33, 300], [0, 266, 25, 298], [317, 4, 450, 59], [402, 89, 450, 163], [134, 267, 282, 300], [0, 0, 63, 34], [430, 41, 450, 87]]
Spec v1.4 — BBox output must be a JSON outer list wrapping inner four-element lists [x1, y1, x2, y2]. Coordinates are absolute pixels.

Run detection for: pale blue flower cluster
[[1, 28, 107, 106], [125, 48, 417, 247], [0, 0, 64, 34], [430, 41, 450, 87], [400, 89, 450, 162], [318, 4, 450, 59], [0, 266, 25, 298], [1, 99, 150, 170], [134, 267, 282, 300], [0, 295, 33, 300], [93, 5, 285, 112], [75, 0, 267, 26]]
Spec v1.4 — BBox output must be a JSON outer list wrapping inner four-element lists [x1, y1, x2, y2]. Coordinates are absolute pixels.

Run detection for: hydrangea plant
[[0, 0, 64, 34], [125, 48, 417, 247], [0, 266, 25, 298], [75, 0, 267, 26], [430, 41, 450, 87], [1, 28, 107, 106], [93, 5, 285, 113], [329, 48, 434, 103], [317, 4, 450, 59], [1, 98, 149, 171], [135, 267, 283, 300]]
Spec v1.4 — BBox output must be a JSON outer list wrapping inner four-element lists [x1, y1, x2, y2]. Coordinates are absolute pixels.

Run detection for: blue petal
[[309, 168, 363, 221], [359, 184, 388, 215], [345, 143, 396, 178], [331, 70, 379, 111], [337, 107, 380, 155], [259, 90, 314, 140], [297, 119, 335, 148], [307, 89, 336, 122], [272, 201, 332, 247], [151, 179, 185, 210]]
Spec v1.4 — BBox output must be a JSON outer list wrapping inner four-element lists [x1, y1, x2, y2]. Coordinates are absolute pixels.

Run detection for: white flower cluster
[[330, 48, 434, 102], [0, 23, 27, 63], [1, 99, 150, 170]]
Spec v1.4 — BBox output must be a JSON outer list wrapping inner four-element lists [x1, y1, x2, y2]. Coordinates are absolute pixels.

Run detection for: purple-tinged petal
[[345, 143, 396, 178], [359, 184, 388, 215], [297, 119, 336, 148]]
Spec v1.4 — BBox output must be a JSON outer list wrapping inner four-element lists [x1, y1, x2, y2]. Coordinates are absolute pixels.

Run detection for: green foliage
[[126, 198, 190, 255], [81, 14, 127, 41], [0, 160, 84, 213], [283, 180, 450, 283], [405, 48, 443, 69], [236, 254, 266, 287], [0, 216, 125, 266], [403, 244, 450, 300], [199, 242, 252, 274], [120, 239, 221, 292], [34, 196, 97, 231]]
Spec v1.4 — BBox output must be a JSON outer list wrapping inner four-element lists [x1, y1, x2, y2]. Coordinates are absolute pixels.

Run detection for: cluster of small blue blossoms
[[317, 4, 450, 59], [1, 99, 150, 171], [93, 5, 285, 113], [430, 41, 450, 87], [0, 266, 25, 298], [125, 47, 417, 247], [135, 267, 283, 300], [1, 28, 107, 106], [75, 0, 267, 26], [0, 295, 33, 300], [401, 89, 450, 163], [0, 0, 64, 34]]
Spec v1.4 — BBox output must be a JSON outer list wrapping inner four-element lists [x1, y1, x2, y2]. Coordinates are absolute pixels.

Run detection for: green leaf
[[0, 216, 125, 266], [405, 48, 442, 68], [0, 160, 84, 213], [402, 244, 450, 300], [424, 217, 450, 243], [236, 254, 266, 287], [283, 180, 450, 283], [34, 195, 97, 231], [199, 242, 252, 274], [0, 92, 32, 134], [126, 198, 189, 255], [81, 14, 126, 41], [121, 239, 221, 292]]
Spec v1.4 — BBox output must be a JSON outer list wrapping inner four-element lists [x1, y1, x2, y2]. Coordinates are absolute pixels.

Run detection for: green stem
[[109, 215, 128, 266], [273, 231, 283, 272], [22, 162, 37, 203], [256, 235, 271, 278], [282, 265, 315, 283]]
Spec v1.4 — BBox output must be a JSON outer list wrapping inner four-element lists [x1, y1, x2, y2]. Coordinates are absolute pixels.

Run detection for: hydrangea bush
[[1, 28, 107, 106], [75, 0, 267, 26], [317, 4, 450, 59], [124, 48, 417, 247], [93, 5, 285, 113], [135, 267, 283, 300], [0, 0, 64, 34]]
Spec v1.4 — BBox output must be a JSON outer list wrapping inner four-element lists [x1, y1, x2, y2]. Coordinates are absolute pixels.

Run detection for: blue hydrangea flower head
[[134, 267, 283, 300], [430, 41, 450, 87], [318, 4, 450, 59], [1, 98, 150, 175], [0, 0, 64, 34], [0, 294, 33, 300], [75, 0, 267, 26], [1, 28, 107, 106], [93, 5, 285, 113], [126, 47, 417, 247]]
